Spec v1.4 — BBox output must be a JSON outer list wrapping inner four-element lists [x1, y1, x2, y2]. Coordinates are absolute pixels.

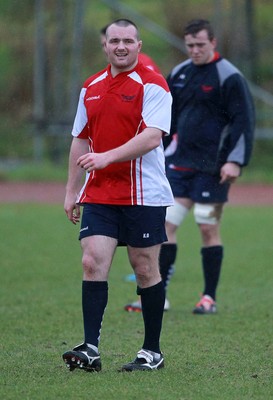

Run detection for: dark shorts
[[166, 168, 230, 203], [79, 204, 167, 248]]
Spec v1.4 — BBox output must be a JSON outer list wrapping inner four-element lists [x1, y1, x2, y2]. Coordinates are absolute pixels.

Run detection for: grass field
[[1, 204, 272, 399]]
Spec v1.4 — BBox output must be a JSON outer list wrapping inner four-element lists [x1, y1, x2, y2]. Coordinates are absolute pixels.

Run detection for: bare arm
[[64, 137, 89, 224], [77, 127, 162, 172]]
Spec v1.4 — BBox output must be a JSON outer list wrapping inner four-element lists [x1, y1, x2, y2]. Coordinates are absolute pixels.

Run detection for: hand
[[77, 152, 109, 172], [220, 162, 241, 184], [64, 193, 81, 225]]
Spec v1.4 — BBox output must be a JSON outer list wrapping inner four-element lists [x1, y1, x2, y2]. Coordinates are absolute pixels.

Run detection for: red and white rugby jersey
[[71, 62, 174, 206]]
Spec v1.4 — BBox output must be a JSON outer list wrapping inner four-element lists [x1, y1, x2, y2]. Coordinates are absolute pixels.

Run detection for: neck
[[110, 59, 138, 77]]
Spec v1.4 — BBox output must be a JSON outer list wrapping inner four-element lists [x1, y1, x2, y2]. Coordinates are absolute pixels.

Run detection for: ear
[[103, 41, 108, 56], [138, 40, 143, 53], [211, 38, 217, 49]]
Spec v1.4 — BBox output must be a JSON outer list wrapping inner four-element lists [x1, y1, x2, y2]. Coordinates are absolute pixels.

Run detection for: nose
[[191, 45, 200, 53], [117, 40, 126, 49]]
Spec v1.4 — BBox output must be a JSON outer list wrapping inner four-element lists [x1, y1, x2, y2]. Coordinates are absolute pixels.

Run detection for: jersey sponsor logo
[[173, 74, 186, 88], [121, 94, 136, 102], [201, 85, 213, 93], [86, 95, 100, 101]]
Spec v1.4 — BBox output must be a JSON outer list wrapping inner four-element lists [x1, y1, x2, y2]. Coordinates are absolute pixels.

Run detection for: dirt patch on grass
[[0, 182, 272, 205]]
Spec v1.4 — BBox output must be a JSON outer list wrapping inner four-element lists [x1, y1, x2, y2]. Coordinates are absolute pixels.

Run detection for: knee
[[131, 256, 150, 277], [194, 203, 223, 225], [128, 246, 162, 286], [82, 253, 97, 276], [131, 257, 159, 283], [166, 201, 189, 226]]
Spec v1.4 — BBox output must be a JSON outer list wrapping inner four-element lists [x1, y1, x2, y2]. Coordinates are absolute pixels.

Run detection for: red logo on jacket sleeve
[[201, 85, 213, 93]]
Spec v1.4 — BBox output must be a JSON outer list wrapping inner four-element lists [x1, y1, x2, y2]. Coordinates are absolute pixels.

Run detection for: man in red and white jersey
[[62, 19, 173, 373], [101, 23, 172, 314]]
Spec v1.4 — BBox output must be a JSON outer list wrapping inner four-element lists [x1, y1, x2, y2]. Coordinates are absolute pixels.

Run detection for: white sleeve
[[142, 83, 172, 134], [71, 88, 88, 137]]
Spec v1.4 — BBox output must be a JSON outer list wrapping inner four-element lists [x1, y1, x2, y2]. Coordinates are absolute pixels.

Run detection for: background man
[[162, 19, 255, 314]]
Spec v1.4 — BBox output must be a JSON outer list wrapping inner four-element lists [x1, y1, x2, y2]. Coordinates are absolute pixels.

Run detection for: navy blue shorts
[[166, 168, 230, 203], [79, 204, 167, 247]]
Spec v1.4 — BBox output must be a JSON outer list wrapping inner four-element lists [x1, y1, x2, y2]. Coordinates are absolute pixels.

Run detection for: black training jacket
[[166, 55, 255, 174]]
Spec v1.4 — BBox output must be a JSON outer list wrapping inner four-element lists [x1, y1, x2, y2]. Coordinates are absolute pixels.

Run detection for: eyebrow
[[108, 37, 136, 42], [185, 42, 208, 47]]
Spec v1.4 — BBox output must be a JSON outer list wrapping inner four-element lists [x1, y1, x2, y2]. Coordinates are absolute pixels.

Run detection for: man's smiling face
[[105, 24, 142, 75]]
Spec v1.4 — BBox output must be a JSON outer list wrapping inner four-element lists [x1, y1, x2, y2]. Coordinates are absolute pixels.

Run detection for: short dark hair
[[184, 19, 214, 40], [106, 18, 139, 39], [100, 25, 108, 36], [110, 18, 138, 29]]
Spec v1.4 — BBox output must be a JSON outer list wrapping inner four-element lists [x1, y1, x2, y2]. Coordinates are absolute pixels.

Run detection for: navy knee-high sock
[[202, 246, 223, 300], [137, 281, 165, 354], [82, 281, 108, 348], [159, 243, 177, 291]]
